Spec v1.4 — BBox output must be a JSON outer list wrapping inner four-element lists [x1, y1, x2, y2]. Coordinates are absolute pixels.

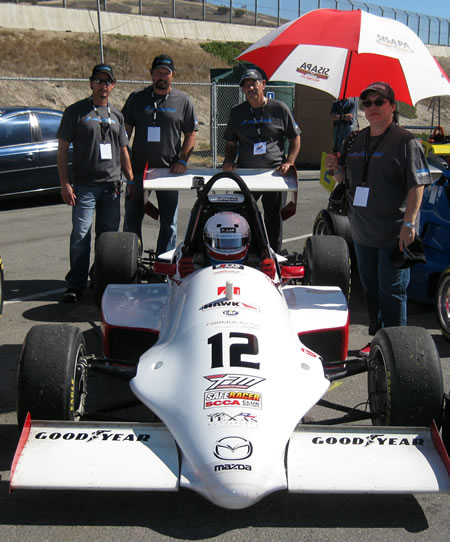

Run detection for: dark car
[[0, 107, 70, 200]]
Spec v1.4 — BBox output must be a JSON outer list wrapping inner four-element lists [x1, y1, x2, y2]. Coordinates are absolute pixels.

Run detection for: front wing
[[10, 416, 449, 494]]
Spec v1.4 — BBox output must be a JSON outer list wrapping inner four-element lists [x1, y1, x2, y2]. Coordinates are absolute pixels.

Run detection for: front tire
[[94, 232, 139, 308], [367, 326, 443, 426], [436, 266, 450, 341], [17, 324, 87, 428], [303, 235, 351, 300]]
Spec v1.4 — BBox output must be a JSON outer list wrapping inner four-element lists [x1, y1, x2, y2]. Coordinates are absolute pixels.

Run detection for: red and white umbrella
[[237, 9, 450, 105]]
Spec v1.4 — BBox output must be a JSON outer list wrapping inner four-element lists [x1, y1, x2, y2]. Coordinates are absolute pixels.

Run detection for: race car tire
[[436, 266, 450, 341], [367, 326, 444, 426], [0, 256, 3, 318], [303, 235, 351, 300], [94, 231, 139, 308], [313, 209, 353, 248], [17, 324, 87, 428]]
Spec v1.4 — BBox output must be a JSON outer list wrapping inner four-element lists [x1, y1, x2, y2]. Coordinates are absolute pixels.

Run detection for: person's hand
[[60, 183, 76, 206], [276, 162, 292, 176], [326, 152, 340, 176], [170, 161, 187, 175], [126, 181, 136, 200], [399, 224, 415, 251], [222, 162, 235, 172]]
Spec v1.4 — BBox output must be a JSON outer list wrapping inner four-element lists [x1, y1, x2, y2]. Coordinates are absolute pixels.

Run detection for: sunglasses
[[93, 78, 113, 86], [361, 98, 387, 108]]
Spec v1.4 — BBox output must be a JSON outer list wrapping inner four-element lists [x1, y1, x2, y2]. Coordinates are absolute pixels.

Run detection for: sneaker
[[359, 343, 371, 358], [61, 288, 83, 303]]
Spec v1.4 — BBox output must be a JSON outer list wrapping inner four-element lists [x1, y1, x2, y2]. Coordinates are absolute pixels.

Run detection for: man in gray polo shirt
[[122, 54, 198, 255], [223, 69, 301, 253], [57, 63, 133, 303]]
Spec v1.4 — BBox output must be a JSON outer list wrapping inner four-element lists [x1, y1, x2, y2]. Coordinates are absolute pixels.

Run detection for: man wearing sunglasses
[[326, 82, 431, 357], [57, 63, 133, 303]]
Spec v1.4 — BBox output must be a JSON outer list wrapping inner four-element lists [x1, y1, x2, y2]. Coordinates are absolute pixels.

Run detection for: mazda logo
[[213, 436, 253, 460]]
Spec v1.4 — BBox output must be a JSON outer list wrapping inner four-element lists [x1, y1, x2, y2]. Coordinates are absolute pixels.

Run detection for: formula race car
[[11, 171, 449, 509]]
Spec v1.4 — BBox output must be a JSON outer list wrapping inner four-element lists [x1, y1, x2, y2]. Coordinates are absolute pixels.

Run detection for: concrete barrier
[[0, 4, 269, 42]]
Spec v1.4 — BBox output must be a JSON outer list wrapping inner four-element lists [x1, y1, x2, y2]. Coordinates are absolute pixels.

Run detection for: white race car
[[11, 170, 449, 509]]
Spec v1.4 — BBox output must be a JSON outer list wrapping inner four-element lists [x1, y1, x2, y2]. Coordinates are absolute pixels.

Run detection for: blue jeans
[[333, 123, 353, 151], [66, 183, 120, 290], [353, 242, 410, 336], [124, 175, 178, 255]]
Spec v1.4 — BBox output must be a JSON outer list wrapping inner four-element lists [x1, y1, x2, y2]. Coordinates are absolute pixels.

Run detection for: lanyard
[[151, 90, 169, 127], [361, 123, 392, 185], [249, 102, 266, 142], [92, 101, 111, 142]]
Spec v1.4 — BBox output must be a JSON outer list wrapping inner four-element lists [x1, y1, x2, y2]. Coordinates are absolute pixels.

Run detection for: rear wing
[[143, 167, 298, 220], [143, 167, 298, 193]]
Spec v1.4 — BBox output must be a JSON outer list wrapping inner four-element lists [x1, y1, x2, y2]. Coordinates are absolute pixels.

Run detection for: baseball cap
[[151, 54, 175, 73], [360, 82, 395, 101], [239, 69, 264, 86], [391, 236, 426, 269], [91, 64, 115, 81]]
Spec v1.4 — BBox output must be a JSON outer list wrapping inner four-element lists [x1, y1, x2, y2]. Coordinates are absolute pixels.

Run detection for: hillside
[[0, 28, 449, 137]]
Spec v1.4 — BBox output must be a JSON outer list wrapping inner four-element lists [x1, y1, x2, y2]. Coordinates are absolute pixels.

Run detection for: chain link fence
[[5, 0, 449, 45]]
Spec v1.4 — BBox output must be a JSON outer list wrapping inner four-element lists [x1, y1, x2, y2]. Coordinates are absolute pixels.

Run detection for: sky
[[373, 0, 449, 19], [249, 0, 450, 21]]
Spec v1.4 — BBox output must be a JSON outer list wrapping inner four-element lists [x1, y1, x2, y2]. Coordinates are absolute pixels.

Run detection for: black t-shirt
[[57, 98, 128, 185], [224, 98, 301, 168], [122, 86, 198, 174], [342, 124, 432, 247]]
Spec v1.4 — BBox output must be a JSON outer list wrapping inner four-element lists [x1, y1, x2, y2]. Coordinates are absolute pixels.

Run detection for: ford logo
[[223, 310, 238, 316], [213, 436, 253, 460]]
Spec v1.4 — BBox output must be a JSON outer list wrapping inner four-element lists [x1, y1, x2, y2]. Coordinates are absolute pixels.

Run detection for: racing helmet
[[203, 212, 251, 264]]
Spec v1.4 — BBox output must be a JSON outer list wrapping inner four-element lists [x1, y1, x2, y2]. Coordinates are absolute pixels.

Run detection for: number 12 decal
[[208, 332, 260, 369]]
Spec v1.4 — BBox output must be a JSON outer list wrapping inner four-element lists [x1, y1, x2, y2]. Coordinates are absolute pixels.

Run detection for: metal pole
[[277, 0, 280, 26], [173, 0, 176, 18], [96, 0, 104, 64], [203, 0, 206, 21], [211, 83, 217, 168], [139, 0, 142, 16], [255, 0, 257, 26], [230, 0, 232, 24]]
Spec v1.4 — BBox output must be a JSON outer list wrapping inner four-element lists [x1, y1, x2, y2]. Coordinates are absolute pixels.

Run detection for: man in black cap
[[327, 81, 432, 356], [122, 54, 198, 254], [57, 63, 133, 303], [223, 68, 301, 253]]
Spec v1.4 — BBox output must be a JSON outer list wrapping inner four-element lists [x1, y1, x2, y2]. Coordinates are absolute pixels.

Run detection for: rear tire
[[303, 235, 351, 300], [313, 209, 352, 247], [17, 324, 87, 428], [94, 232, 139, 308], [367, 326, 443, 426], [436, 266, 450, 341]]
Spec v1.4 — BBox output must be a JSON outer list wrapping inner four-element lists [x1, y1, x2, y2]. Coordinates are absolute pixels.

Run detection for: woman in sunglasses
[[326, 82, 432, 357]]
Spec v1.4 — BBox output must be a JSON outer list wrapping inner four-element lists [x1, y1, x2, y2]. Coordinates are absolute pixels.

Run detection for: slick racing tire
[[436, 266, 450, 341], [303, 234, 351, 301], [17, 324, 87, 428], [0, 256, 3, 319], [313, 209, 353, 248], [367, 326, 443, 427], [94, 231, 139, 309]]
